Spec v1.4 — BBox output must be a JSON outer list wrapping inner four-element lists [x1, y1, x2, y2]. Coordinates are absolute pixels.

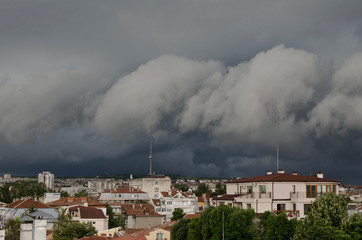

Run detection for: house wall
[[146, 229, 171, 240], [130, 177, 171, 199], [79, 218, 108, 233], [127, 216, 163, 229]]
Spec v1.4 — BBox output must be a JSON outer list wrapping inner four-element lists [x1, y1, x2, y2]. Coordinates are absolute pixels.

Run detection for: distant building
[[212, 169, 339, 219], [3, 174, 11, 180], [152, 189, 198, 220], [38, 171, 54, 189], [129, 176, 171, 199], [98, 187, 149, 204]]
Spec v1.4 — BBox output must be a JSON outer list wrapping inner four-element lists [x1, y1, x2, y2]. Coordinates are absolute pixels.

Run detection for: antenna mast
[[277, 145, 279, 171], [149, 142, 152, 176]]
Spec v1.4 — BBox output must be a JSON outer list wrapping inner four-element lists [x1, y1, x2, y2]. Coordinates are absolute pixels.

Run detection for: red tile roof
[[183, 213, 201, 219], [6, 198, 51, 209], [151, 199, 160, 206], [125, 208, 162, 217], [79, 237, 108, 240], [226, 173, 339, 183], [47, 197, 105, 207], [69, 206, 106, 219], [113, 227, 169, 240], [212, 194, 243, 201]]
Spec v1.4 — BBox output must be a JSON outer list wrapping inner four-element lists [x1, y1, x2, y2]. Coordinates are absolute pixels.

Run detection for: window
[[333, 185, 336, 193], [155, 181, 159, 185], [247, 204, 251, 209], [167, 209, 172, 212], [306, 185, 317, 198], [304, 204, 311, 215], [293, 204, 296, 212], [156, 233, 164, 240], [167, 201, 172, 205], [277, 204, 285, 211], [292, 185, 296, 193], [247, 186, 253, 194], [155, 187, 159, 192], [260, 185, 266, 193]]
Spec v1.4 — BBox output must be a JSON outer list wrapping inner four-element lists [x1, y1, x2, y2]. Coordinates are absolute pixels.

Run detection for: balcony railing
[[274, 210, 300, 218], [290, 192, 307, 199], [239, 192, 271, 199]]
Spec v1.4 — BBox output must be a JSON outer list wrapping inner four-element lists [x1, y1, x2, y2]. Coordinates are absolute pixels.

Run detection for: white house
[[68, 205, 108, 233], [212, 169, 340, 218], [129, 176, 171, 199], [152, 189, 198, 220]]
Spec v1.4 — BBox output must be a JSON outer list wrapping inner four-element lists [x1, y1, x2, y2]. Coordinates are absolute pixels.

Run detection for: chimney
[[291, 171, 298, 175], [32, 219, 47, 240], [83, 202, 88, 207], [277, 168, 285, 174], [20, 223, 33, 240], [267, 170, 273, 175], [316, 171, 324, 178]]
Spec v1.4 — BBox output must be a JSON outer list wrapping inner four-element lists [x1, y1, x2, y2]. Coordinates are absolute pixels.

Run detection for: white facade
[[99, 189, 150, 203], [213, 170, 339, 219], [153, 190, 198, 220], [129, 176, 171, 199], [38, 171, 54, 189]]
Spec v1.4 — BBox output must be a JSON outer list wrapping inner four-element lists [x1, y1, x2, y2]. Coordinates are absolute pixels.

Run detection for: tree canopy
[[172, 208, 186, 221]]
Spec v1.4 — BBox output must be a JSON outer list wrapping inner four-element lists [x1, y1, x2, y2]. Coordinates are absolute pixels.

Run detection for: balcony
[[274, 210, 300, 218], [290, 192, 307, 199], [238, 192, 271, 199]]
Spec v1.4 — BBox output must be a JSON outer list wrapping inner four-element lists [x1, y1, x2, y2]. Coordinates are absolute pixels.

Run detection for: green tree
[[172, 208, 186, 221], [74, 189, 88, 197], [28, 204, 37, 214], [293, 193, 349, 240], [53, 221, 97, 240], [0, 180, 47, 203], [60, 191, 70, 197], [187, 218, 202, 240], [256, 211, 273, 239], [209, 204, 233, 240], [200, 206, 214, 240], [5, 218, 21, 240], [227, 208, 255, 240], [194, 183, 211, 197], [215, 183, 226, 195], [105, 202, 125, 229], [265, 213, 298, 240], [173, 183, 189, 192], [344, 213, 362, 240], [171, 218, 191, 240]]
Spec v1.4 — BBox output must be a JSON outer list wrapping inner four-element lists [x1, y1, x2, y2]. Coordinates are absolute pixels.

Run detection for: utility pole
[[222, 211, 225, 240]]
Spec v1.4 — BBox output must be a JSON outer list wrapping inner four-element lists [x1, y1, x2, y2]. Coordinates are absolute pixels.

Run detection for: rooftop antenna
[[149, 142, 152, 176], [277, 145, 279, 171]]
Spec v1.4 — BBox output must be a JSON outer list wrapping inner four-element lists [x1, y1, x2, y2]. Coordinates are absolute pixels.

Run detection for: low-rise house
[[213, 169, 340, 218], [125, 208, 163, 229], [113, 227, 171, 240], [0, 198, 58, 226], [153, 189, 198, 220], [69, 205, 108, 233], [98, 187, 149, 204]]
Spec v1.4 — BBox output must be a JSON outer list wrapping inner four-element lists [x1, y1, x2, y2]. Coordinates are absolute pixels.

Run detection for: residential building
[[98, 187, 149, 204], [113, 227, 171, 240], [125, 207, 163, 229], [0, 198, 58, 229], [212, 169, 339, 218], [129, 176, 171, 199], [69, 205, 108, 233], [38, 171, 55, 189], [152, 189, 198, 220]]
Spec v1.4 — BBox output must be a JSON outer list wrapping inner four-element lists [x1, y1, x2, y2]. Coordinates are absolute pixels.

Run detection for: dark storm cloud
[[1, 0, 362, 183]]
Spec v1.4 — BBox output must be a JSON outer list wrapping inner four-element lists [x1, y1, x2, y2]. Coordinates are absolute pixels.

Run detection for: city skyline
[[1, 1, 362, 184]]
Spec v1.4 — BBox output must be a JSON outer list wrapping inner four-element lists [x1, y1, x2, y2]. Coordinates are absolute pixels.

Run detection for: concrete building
[[38, 171, 55, 189], [125, 207, 163, 229], [212, 169, 340, 218], [152, 189, 198, 220], [98, 187, 150, 204], [113, 227, 171, 240], [129, 176, 171, 199]]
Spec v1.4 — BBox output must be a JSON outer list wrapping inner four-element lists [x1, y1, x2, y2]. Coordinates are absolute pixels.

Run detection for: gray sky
[[1, 0, 362, 183]]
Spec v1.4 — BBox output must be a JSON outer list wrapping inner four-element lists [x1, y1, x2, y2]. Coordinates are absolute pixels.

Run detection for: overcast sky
[[1, 0, 362, 183]]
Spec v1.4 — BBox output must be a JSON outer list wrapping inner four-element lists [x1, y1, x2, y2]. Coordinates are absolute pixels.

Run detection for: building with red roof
[[113, 226, 171, 240], [212, 169, 340, 218], [152, 189, 198, 221], [69, 205, 108, 233]]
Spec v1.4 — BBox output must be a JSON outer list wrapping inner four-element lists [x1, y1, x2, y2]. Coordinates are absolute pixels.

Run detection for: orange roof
[[47, 197, 105, 207], [125, 208, 161, 217], [183, 213, 201, 219], [7, 198, 51, 209], [113, 228, 161, 240], [226, 173, 339, 183], [80, 237, 108, 240]]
